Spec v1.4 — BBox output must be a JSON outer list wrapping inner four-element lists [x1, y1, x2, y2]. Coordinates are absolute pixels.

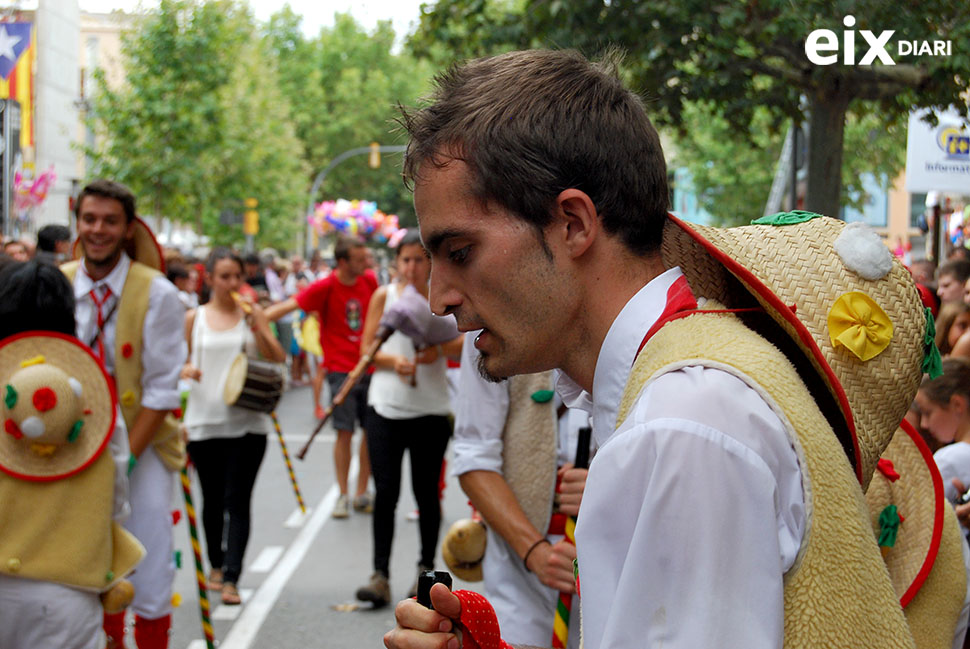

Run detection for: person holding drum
[[181, 248, 285, 606], [354, 230, 463, 608]]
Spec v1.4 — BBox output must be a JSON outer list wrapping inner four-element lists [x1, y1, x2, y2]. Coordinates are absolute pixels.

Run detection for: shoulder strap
[[191, 305, 205, 366]]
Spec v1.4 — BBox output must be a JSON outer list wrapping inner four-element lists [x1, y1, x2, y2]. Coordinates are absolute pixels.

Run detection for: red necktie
[[89, 284, 113, 362]]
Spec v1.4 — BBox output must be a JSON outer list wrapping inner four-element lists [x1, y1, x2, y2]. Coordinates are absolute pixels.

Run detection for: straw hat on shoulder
[[0, 331, 117, 481], [661, 212, 928, 491]]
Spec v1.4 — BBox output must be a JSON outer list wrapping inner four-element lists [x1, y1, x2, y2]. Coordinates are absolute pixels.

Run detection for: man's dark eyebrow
[[424, 228, 468, 256]]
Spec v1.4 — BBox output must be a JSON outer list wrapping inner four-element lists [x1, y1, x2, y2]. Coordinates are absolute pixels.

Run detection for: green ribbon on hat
[[878, 504, 901, 548], [751, 210, 823, 226], [4, 385, 16, 409], [923, 307, 943, 379], [531, 390, 554, 403], [68, 420, 83, 443]]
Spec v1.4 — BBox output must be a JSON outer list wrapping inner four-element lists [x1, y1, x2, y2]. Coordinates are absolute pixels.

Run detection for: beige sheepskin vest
[[62, 260, 185, 471], [615, 310, 915, 649], [502, 371, 558, 536], [0, 450, 145, 591]]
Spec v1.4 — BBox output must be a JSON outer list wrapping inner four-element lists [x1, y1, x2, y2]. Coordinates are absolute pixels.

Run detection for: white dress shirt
[[452, 330, 589, 647], [73, 252, 186, 411], [559, 267, 807, 649], [935, 442, 970, 503]]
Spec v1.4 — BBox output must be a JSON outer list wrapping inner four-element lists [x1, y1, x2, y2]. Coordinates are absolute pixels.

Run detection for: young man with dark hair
[[938, 259, 970, 304], [266, 234, 376, 517], [384, 49, 964, 649], [62, 179, 186, 649], [37, 223, 72, 255]]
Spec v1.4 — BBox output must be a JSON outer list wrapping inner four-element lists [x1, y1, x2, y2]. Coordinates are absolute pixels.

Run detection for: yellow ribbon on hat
[[828, 291, 894, 361]]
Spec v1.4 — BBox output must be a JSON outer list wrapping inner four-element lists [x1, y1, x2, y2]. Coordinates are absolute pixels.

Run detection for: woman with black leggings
[[181, 249, 284, 605], [354, 231, 463, 607]]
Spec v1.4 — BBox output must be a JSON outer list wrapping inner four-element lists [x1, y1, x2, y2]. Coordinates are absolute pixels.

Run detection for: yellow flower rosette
[[828, 291, 894, 362]]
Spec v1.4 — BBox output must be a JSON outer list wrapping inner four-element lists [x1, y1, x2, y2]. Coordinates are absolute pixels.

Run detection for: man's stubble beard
[[476, 353, 507, 384]]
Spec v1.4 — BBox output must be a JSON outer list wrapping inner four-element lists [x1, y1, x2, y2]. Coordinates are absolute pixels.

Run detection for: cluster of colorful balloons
[[307, 199, 402, 243], [13, 165, 56, 215]]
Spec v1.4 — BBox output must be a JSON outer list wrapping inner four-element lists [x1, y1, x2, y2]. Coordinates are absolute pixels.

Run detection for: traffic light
[[243, 197, 259, 235], [369, 142, 381, 169]]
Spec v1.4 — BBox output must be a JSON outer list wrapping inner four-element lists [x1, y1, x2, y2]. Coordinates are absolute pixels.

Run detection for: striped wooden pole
[[180, 465, 216, 649], [177, 390, 216, 649], [270, 412, 306, 513], [552, 426, 592, 649]]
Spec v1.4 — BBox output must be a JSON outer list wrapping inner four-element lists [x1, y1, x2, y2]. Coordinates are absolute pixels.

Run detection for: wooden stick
[[296, 325, 392, 460]]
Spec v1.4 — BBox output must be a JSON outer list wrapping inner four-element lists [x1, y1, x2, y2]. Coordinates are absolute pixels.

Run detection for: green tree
[[673, 103, 907, 226], [265, 10, 436, 229], [410, 0, 969, 217], [86, 0, 248, 227], [85, 0, 308, 251], [203, 31, 309, 249]]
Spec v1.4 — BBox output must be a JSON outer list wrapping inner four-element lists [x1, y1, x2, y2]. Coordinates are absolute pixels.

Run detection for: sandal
[[207, 569, 224, 591], [221, 582, 242, 606]]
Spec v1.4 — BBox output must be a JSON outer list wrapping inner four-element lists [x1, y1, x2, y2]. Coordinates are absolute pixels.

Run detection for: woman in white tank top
[[354, 231, 463, 607], [180, 249, 284, 605]]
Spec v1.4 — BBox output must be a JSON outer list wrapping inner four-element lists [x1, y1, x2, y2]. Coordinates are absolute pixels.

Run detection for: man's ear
[[126, 220, 137, 241], [552, 189, 599, 259]]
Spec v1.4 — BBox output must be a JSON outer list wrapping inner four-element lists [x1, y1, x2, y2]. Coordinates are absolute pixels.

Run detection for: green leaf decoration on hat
[[531, 390, 554, 403], [878, 504, 901, 548], [923, 307, 943, 379], [4, 385, 16, 409], [751, 210, 823, 226]]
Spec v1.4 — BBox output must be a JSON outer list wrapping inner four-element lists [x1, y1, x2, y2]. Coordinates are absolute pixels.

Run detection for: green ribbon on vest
[[530, 390, 554, 403], [751, 211, 823, 226], [923, 307, 943, 379]]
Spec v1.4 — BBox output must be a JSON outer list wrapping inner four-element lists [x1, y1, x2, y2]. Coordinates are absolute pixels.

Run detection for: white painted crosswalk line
[[284, 506, 312, 528], [186, 640, 207, 649], [249, 545, 284, 573]]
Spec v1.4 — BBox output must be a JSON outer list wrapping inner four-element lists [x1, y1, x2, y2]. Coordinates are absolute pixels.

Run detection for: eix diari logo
[[805, 15, 952, 66]]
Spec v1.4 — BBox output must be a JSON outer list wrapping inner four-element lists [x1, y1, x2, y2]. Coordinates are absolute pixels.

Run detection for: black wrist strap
[[523, 538, 550, 572]]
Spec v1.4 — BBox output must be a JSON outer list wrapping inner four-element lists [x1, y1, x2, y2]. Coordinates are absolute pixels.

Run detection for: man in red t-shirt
[[267, 235, 378, 518]]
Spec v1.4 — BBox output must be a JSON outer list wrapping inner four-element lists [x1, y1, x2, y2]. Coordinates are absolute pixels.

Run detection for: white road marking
[[248, 545, 284, 573], [218, 456, 356, 649], [284, 507, 312, 528], [186, 640, 207, 649]]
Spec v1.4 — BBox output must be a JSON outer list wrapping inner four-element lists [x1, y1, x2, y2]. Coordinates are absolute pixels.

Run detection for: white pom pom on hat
[[833, 222, 894, 281]]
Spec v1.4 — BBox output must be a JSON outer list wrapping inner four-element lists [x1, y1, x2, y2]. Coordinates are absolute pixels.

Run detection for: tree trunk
[[805, 86, 850, 219]]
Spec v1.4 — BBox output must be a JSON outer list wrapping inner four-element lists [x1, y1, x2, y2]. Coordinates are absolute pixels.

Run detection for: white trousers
[[0, 575, 104, 649], [126, 446, 176, 619]]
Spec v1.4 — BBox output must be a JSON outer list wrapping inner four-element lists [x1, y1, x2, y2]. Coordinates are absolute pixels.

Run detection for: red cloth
[[453, 590, 513, 649], [295, 273, 378, 373]]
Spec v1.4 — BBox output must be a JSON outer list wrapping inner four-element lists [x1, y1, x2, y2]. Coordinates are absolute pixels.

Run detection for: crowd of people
[[0, 180, 475, 648], [3, 47, 970, 649]]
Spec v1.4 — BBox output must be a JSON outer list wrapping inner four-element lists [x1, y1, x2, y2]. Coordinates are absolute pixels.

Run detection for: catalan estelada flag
[[0, 22, 34, 150]]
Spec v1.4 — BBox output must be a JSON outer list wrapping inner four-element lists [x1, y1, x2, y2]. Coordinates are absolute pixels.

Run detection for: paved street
[[153, 383, 476, 649]]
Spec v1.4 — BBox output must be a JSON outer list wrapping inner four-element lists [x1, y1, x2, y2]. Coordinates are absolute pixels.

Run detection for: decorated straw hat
[[863, 420, 943, 607], [662, 212, 930, 491], [72, 216, 165, 272], [0, 331, 117, 481]]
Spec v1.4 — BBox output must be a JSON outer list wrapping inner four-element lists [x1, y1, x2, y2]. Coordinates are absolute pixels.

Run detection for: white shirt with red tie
[[72, 252, 185, 412]]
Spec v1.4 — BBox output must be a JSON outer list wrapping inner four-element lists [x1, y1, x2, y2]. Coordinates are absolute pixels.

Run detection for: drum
[[223, 353, 284, 413]]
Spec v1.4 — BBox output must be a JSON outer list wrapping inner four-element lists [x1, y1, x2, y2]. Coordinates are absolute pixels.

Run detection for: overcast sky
[[76, 0, 426, 41]]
